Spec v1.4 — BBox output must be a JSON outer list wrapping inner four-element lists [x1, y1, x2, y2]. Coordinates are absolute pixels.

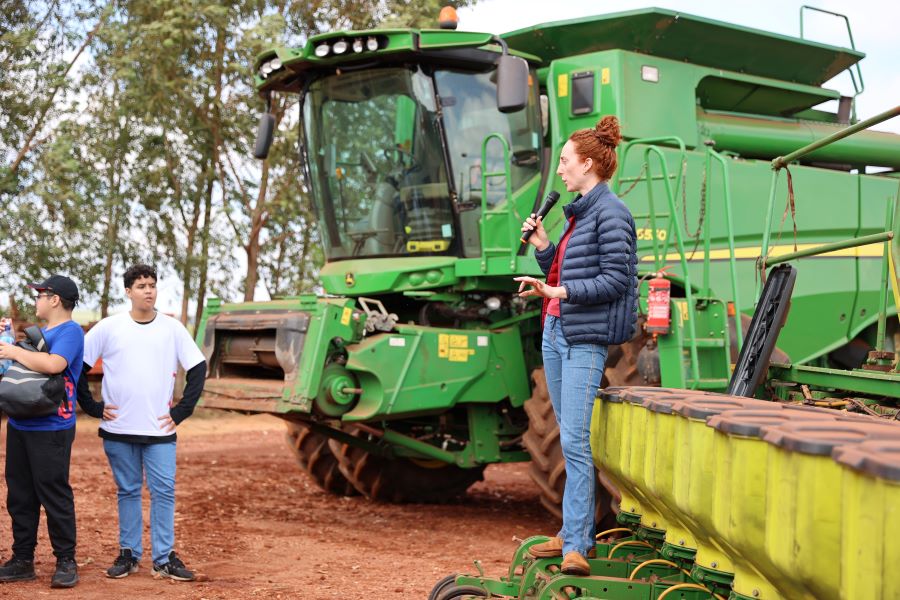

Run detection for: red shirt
[[544, 216, 576, 320]]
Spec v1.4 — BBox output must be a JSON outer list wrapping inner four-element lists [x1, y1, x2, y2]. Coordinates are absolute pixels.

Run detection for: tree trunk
[[298, 214, 312, 292], [100, 201, 118, 318], [193, 20, 223, 322], [194, 174, 213, 328], [244, 235, 260, 302], [243, 161, 270, 302], [8, 295, 20, 320], [180, 188, 202, 325]]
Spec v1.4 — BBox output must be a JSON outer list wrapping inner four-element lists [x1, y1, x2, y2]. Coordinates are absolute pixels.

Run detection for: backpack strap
[[23, 325, 47, 352]]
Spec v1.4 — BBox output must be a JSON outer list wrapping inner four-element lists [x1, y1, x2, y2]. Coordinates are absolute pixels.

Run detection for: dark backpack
[[0, 325, 67, 419]]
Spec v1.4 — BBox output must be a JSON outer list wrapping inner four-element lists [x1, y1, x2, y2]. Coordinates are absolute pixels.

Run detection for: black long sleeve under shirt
[[76, 361, 207, 444]]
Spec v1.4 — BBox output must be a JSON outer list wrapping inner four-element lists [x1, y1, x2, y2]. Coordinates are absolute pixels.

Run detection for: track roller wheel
[[284, 421, 358, 496], [327, 427, 485, 503]]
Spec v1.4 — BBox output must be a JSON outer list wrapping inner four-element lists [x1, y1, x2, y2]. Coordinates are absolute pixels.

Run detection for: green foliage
[[1, 0, 479, 316]]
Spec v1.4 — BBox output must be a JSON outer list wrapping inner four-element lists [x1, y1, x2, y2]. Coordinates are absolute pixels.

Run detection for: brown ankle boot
[[528, 537, 597, 559], [561, 551, 590, 576], [528, 537, 563, 558]]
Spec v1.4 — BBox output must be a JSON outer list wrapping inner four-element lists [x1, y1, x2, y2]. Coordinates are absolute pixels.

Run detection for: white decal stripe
[[2, 377, 49, 385]]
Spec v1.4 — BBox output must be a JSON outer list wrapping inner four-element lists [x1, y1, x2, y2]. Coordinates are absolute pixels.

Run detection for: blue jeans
[[103, 440, 176, 565], [542, 314, 608, 557]]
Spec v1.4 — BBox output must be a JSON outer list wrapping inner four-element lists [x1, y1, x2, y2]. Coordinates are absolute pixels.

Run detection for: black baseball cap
[[28, 275, 80, 305]]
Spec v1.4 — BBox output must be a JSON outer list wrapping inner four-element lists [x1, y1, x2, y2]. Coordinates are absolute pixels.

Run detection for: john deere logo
[[345, 272, 355, 287]]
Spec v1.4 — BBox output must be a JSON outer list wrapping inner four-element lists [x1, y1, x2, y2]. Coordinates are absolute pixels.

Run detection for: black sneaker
[[50, 556, 78, 588], [152, 551, 194, 582], [0, 557, 35, 582], [106, 549, 139, 579]]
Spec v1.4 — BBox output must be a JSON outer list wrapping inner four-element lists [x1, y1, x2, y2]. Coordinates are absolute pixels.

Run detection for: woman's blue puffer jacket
[[534, 182, 638, 345]]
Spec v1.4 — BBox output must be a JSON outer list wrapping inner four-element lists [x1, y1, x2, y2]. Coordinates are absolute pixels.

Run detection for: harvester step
[[687, 378, 730, 389], [689, 338, 727, 348]]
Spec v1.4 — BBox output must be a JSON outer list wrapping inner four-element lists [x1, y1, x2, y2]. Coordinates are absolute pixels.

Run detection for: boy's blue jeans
[[542, 314, 608, 557], [103, 439, 177, 565]]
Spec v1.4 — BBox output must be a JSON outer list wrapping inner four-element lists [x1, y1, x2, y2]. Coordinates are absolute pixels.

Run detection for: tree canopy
[[0, 0, 476, 322]]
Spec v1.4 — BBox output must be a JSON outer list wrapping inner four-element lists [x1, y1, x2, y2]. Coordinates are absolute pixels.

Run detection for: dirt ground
[[0, 410, 555, 599]]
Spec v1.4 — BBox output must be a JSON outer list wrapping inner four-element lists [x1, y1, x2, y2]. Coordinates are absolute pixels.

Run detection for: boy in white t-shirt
[[78, 264, 206, 581]]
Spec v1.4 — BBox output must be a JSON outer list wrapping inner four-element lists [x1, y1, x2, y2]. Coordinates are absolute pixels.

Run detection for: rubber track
[[327, 427, 485, 503], [285, 421, 358, 496]]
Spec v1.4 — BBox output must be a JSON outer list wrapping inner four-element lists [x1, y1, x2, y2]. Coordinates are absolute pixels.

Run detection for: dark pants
[[5, 425, 77, 561]]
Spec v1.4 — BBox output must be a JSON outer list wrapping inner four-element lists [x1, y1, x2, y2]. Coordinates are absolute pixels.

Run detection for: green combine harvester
[[195, 6, 900, 535]]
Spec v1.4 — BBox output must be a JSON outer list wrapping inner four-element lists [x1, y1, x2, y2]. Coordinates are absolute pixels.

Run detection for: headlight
[[314, 44, 330, 57], [366, 37, 379, 51], [352, 38, 364, 53], [270, 58, 282, 70], [332, 40, 348, 54]]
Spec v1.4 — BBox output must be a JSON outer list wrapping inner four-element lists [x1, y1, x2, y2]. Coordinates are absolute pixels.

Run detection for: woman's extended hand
[[514, 276, 568, 300], [521, 214, 550, 251]]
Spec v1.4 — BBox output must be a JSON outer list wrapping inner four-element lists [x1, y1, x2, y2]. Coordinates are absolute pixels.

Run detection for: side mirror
[[253, 112, 275, 159], [496, 54, 528, 113]]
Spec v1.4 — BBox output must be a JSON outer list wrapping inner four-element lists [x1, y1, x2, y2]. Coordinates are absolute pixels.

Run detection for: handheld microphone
[[520, 191, 560, 244]]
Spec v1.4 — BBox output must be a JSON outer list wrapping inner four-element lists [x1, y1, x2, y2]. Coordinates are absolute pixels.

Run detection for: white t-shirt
[[84, 312, 206, 437]]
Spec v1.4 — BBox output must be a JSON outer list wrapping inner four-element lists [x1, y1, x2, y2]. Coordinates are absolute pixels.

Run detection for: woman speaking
[[515, 116, 638, 575]]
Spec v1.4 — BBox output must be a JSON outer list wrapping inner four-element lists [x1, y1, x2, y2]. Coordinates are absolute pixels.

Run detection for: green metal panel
[[501, 8, 863, 86], [320, 256, 459, 296], [342, 324, 529, 421], [619, 53, 699, 145]]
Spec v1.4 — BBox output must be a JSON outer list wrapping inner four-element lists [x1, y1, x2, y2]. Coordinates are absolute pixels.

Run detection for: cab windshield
[[301, 64, 542, 261], [303, 67, 454, 259]]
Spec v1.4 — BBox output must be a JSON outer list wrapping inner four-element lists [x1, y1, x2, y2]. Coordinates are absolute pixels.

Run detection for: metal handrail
[[644, 145, 701, 387], [617, 136, 687, 270], [875, 204, 894, 356], [479, 132, 515, 271], [765, 231, 893, 267], [799, 6, 864, 114], [707, 148, 743, 350]]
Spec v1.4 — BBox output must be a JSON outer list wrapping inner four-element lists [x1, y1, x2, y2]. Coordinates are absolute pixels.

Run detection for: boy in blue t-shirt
[[0, 275, 84, 589]]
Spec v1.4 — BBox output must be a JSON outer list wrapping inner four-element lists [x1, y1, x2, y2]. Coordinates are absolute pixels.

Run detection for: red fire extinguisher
[[646, 267, 672, 335]]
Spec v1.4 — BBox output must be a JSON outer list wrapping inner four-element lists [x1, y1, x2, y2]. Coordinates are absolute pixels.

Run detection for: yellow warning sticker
[[601, 67, 610, 85], [678, 301, 689, 322], [439, 334, 475, 362], [449, 335, 468, 348], [449, 348, 475, 362], [341, 307, 352, 326], [557, 74, 568, 97]]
